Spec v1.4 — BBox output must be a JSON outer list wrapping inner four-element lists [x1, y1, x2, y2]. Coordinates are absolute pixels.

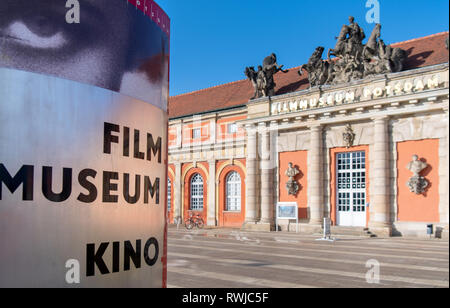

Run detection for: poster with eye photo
[[0, 0, 169, 110], [0, 0, 169, 288]]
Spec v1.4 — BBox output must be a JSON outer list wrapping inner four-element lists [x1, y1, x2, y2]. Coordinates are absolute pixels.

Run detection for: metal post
[[316, 217, 335, 242]]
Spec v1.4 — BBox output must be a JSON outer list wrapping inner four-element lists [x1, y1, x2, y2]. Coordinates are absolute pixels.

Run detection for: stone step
[[330, 226, 377, 238]]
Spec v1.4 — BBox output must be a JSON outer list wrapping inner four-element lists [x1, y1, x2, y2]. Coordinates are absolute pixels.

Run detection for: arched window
[[226, 171, 241, 211], [190, 173, 204, 210], [167, 179, 172, 210]]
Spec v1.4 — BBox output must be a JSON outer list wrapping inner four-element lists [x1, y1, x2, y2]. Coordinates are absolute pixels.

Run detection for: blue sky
[[156, 0, 449, 97]]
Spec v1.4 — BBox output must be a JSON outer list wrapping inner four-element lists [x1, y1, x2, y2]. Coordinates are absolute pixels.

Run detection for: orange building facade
[[167, 32, 449, 238]]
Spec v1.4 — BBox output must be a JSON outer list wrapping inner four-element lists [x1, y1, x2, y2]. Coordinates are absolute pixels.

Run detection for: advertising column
[[0, 0, 170, 287]]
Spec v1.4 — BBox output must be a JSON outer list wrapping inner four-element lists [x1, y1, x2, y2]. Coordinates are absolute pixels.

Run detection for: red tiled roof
[[169, 31, 449, 119]]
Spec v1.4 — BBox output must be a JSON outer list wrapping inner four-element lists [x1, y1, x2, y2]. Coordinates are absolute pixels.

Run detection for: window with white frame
[[226, 171, 241, 211], [190, 173, 204, 210], [167, 179, 172, 210], [227, 123, 237, 134], [192, 128, 201, 139]]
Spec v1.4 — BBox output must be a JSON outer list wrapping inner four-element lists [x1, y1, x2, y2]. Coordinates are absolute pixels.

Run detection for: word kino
[[0, 123, 162, 205], [271, 75, 440, 115]]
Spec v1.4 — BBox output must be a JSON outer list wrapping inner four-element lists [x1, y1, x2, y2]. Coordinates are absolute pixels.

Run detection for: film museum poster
[[0, 0, 170, 287]]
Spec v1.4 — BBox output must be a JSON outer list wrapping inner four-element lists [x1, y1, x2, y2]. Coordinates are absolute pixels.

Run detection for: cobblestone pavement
[[167, 227, 449, 288]]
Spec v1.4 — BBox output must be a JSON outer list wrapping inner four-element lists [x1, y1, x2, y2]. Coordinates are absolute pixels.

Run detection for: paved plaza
[[167, 227, 449, 288]]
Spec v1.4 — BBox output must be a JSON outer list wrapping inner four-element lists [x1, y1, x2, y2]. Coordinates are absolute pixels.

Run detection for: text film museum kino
[[167, 21, 449, 238]]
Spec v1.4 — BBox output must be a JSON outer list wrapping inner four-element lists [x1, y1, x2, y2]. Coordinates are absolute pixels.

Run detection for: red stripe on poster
[[127, 0, 170, 36]]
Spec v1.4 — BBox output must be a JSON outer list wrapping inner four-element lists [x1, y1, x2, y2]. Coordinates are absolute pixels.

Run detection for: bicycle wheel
[[185, 219, 194, 230], [196, 218, 205, 229]]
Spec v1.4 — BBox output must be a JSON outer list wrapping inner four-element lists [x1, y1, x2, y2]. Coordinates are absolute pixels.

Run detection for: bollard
[[427, 224, 434, 238], [316, 217, 335, 242]]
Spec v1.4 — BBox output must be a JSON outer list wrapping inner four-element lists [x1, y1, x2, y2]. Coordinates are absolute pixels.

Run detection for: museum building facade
[[167, 31, 449, 238]]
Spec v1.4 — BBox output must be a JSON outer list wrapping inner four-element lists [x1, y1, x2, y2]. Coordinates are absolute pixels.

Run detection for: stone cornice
[[273, 99, 448, 131], [265, 63, 449, 103], [238, 88, 449, 128], [168, 106, 247, 125], [169, 139, 246, 154]]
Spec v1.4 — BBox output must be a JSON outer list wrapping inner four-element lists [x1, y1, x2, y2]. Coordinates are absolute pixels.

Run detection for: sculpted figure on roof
[[363, 24, 408, 77], [244, 65, 268, 99], [347, 16, 366, 53], [257, 66, 268, 97], [245, 53, 288, 99], [244, 66, 259, 99], [299, 47, 333, 87], [262, 53, 289, 97], [328, 16, 365, 60], [300, 19, 407, 88]]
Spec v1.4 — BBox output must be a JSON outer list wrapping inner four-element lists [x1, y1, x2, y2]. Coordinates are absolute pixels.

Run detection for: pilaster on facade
[[207, 159, 217, 226], [270, 120, 281, 222], [368, 116, 392, 236], [439, 106, 449, 238], [244, 123, 259, 224], [209, 116, 217, 145], [259, 122, 274, 227], [174, 162, 182, 222], [308, 124, 324, 225]]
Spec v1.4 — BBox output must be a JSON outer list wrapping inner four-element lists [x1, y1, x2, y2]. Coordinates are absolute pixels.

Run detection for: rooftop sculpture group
[[245, 18, 408, 98], [245, 53, 289, 99], [299, 17, 408, 87]]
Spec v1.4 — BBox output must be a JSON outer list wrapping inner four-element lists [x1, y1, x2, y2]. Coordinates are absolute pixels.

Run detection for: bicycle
[[184, 212, 204, 230]]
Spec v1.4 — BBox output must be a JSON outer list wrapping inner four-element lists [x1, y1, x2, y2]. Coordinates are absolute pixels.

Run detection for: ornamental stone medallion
[[406, 155, 429, 195], [285, 162, 301, 196], [343, 124, 356, 148]]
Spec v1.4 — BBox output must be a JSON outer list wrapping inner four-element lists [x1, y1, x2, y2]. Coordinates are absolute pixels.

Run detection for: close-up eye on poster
[[0, 0, 169, 288]]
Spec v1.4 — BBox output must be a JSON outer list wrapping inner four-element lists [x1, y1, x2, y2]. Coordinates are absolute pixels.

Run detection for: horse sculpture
[[253, 19, 408, 90], [387, 45, 408, 72], [363, 23, 382, 60], [362, 24, 408, 77], [245, 67, 258, 99], [328, 24, 350, 59], [299, 47, 332, 87]]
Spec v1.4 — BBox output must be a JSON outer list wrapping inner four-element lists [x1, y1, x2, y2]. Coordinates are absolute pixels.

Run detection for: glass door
[[336, 151, 367, 227]]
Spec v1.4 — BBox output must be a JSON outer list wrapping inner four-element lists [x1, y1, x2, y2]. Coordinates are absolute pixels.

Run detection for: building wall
[[397, 139, 440, 222], [278, 151, 308, 220], [168, 63, 449, 237], [182, 121, 211, 145], [217, 115, 246, 142], [168, 109, 248, 227], [217, 159, 246, 227]]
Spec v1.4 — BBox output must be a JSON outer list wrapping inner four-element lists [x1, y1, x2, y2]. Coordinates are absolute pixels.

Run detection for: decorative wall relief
[[406, 155, 429, 194], [285, 163, 301, 195], [343, 124, 356, 148]]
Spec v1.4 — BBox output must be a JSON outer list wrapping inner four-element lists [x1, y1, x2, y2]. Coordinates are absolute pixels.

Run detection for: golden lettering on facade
[[270, 75, 441, 115]]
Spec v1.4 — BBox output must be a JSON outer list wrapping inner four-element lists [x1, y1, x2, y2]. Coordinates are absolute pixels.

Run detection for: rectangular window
[[227, 123, 237, 134], [192, 128, 201, 139]]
